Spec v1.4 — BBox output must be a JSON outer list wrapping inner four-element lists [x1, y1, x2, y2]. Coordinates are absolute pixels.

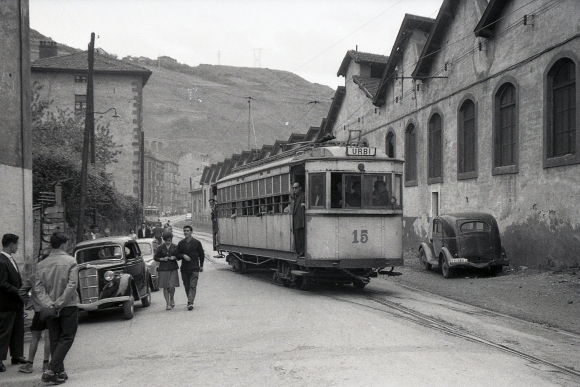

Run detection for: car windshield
[[459, 221, 490, 233], [137, 242, 152, 255], [76, 244, 123, 264]]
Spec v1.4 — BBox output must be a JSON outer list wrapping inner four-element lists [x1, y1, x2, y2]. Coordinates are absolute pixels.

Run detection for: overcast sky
[[29, 0, 443, 89]]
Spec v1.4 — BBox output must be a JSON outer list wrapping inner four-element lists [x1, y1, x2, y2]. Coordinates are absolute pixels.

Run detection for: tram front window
[[331, 172, 397, 209], [309, 173, 326, 209]]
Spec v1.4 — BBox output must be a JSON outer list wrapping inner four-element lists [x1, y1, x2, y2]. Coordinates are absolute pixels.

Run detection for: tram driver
[[290, 182, 306, 257]]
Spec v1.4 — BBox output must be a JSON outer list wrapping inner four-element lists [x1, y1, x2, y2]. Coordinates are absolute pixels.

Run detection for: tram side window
[[366, 174, 392, 207], [309, 173, 326, 209]]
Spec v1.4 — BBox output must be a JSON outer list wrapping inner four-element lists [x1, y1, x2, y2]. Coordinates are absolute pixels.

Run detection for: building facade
[[31, 49, 152, 199], [0, 0, 34, 270], [330, 0, 580, 269]]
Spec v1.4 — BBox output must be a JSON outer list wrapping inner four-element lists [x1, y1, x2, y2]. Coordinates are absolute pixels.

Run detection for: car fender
[[440, 247, 454, 266], [118, 274, 135, 297], [419, 242, 437, 265]]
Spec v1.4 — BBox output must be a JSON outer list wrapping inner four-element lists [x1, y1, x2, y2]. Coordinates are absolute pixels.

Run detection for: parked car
[[418, 212, 509, 279], [137, 238, 160, 291], [74, 236, 153, 319], [185, 213, 192, 220]]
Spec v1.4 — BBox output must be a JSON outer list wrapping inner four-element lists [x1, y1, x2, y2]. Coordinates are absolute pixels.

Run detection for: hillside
[[30, 28, 335, 164], [140, 63, 334, 162]]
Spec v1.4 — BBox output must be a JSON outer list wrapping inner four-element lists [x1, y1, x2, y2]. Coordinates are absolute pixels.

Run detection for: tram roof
[[215, 144, 403, 185]]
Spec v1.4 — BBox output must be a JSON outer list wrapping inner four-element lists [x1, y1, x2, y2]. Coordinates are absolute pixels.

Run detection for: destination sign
[[346, 147, 376, 156]]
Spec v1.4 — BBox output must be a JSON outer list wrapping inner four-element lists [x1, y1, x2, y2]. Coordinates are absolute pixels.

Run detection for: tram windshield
[[329, 172, 402, 210]]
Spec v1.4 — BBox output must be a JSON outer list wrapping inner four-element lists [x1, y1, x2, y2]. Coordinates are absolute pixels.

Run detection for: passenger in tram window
[[346, 181, 362, 207], [311, 182, 325, 208], [331, 181, 343, 208], [290, 182, 306, 257], [372, 180, 390, 207]]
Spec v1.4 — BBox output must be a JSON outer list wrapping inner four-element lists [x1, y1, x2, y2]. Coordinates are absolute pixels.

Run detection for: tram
[[143, 205, 160, 224], [212, 142, 404, 289]]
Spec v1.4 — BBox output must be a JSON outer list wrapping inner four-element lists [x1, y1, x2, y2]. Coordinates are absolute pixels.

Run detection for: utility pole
[[247, 96, 253, 149], [76, 32, 95, 243]]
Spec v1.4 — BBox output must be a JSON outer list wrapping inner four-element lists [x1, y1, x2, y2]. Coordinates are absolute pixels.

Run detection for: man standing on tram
[[290, 182, 306, 257]]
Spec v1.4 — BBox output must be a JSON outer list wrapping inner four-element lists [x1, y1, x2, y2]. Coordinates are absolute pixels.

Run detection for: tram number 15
[[352, 230, 369, 244]]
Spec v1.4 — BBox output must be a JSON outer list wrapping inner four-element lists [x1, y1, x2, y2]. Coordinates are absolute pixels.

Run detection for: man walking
[[33, 232, 79, 384], [0, 234, 26, 372], [176, 226, 205, 311]]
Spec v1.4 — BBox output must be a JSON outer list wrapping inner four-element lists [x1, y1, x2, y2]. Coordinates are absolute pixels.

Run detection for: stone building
[[327, 0, 580, 269], [0, 0, 34, 268], [31, 47, 152, 199]]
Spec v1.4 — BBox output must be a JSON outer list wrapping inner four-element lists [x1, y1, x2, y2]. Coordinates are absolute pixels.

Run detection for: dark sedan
[[74, 237, 153, 319], [418, 212, 509, 278]]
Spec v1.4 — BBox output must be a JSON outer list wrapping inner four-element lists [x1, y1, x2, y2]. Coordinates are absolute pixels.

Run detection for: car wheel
[[419, 248, 432, 271], [441, 257, 454, 279], [123, 296, 135, 320], [141, 280, 151, 307]]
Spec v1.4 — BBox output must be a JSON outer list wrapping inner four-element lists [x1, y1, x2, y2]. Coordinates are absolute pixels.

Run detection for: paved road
[[4, 229, 579, 386]]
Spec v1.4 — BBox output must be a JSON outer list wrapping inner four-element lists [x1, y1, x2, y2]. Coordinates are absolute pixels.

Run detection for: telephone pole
[[76, 32, 95, 243]]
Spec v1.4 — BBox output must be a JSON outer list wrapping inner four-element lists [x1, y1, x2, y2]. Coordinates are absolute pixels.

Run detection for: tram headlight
[[358, 163, 365, 171]]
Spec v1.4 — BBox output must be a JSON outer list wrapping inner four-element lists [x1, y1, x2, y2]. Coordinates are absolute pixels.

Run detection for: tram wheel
[[232, 258, 241, 273], [352, 280, 367, 290], [295, 276, 310, 291], [281, 278, 291, 287]]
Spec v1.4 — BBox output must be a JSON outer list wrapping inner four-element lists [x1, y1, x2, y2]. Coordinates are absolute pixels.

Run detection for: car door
[[124, 241, 147, 297]]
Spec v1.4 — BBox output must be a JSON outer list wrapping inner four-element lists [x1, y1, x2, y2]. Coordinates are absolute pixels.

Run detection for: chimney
[[39, 40, 58, 59]]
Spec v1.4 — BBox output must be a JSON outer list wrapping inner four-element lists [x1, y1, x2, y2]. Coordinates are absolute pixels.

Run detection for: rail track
[[229, 266, 580, 381]]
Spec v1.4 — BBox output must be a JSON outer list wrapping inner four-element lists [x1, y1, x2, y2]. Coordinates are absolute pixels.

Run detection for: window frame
[[457, 97, 478, 180], [544, 53, 580, 168], [385, 130, 396, 158], [404, 122, 418, 187], [493, 78, 519, 175], [428, 111, 443, 184]]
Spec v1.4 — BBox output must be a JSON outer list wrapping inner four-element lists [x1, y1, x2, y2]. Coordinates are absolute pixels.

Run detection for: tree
[[32, 83, 140, 236]]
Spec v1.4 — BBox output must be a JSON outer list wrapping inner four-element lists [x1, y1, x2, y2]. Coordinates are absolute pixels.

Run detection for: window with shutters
[[457, 99, 477, 180], [405, 124, 417, 186], [428, 113, 443, 183], [493, 81, 519, 175]]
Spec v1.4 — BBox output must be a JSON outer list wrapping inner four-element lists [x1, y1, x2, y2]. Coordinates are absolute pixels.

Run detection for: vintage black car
[[74, 236, 153, 319], [418, 212, 509, 278]]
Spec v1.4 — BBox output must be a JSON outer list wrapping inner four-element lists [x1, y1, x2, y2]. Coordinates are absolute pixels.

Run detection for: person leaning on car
[[32, 232, 79, 385]]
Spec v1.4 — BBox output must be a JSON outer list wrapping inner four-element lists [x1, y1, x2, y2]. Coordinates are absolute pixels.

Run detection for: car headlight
[[104, 270, 115, 281]]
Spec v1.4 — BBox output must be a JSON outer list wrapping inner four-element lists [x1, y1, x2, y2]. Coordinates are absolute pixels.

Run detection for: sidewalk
[[386, 251, 580, 335]]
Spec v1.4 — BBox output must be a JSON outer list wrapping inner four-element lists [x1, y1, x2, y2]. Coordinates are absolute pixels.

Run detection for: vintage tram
[[212, 142, 404, 289]]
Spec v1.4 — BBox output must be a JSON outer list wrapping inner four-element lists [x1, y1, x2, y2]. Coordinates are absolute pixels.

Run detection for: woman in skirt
[[154, 231, 180, 310]]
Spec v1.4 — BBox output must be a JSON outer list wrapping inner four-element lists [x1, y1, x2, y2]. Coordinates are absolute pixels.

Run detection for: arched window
[[405, 124, 417, 185], [386, 131, 395, 158], [428, 113, 443, 182], [493, 82, 518, 174], [458, 99, 477, 179], [548, 58, 576, 158]]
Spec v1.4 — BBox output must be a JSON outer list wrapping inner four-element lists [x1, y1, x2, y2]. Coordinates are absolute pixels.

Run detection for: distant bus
[[143, 206, 160, 224]]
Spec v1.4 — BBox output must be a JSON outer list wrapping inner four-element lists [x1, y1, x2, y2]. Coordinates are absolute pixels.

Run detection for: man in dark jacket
[[176, 225, 205, 311], [291, 182, 306, 257], [137, 222, 151, 239], [0, 234, 26, 372], [33, 232, 79, 384]]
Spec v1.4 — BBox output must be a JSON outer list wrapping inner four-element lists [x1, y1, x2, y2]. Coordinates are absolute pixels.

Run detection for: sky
[[29, 0, 444, 89]]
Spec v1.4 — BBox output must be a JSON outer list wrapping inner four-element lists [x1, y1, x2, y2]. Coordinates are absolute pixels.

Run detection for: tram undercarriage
[[225, 252, 400, 291]]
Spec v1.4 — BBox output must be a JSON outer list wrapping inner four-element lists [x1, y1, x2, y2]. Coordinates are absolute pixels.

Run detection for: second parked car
[[418, 212, 509, 278]]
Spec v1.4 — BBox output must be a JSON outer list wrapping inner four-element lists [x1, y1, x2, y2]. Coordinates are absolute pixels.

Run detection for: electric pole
[[247, 96, 253, 149], [76, 32, 95, 243]]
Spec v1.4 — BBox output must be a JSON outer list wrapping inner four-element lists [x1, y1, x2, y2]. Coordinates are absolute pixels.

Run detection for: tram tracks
[[237, 268, 580, 381]]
